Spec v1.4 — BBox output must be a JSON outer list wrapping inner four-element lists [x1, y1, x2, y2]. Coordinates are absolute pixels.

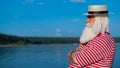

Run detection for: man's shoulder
[[92, 33, 112, 42]]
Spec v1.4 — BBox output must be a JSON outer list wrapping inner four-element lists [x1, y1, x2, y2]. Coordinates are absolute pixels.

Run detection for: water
[[0, 44, 120, 68]]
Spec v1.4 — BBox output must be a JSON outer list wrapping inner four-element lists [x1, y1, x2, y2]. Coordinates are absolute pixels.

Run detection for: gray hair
[[92, 15, 109, 34]]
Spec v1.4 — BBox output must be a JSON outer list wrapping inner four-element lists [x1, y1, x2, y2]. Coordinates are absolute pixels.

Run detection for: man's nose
[[86, 18, 89, 23]]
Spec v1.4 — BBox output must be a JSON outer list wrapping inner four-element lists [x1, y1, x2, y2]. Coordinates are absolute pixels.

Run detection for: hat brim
[[83, 13, 95, 16], [83, 12, 114, 16]]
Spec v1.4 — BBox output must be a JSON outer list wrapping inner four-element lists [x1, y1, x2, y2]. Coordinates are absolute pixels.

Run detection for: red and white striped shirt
[[68, 33, 115, 68]]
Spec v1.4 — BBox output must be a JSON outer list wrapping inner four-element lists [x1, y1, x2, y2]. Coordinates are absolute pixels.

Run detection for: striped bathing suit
[[68, 33, 115, 68]]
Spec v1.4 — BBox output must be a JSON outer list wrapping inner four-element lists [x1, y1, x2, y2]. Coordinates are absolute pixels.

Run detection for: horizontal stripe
[[68, 33, 115, 68]]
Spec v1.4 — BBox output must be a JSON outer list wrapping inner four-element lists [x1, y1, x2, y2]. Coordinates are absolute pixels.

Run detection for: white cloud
[[26, 0, 34, 4], [21, 0, 34, 5], [22, 0, 44, 6], [56, 28, 61, 33], [63, 0, 67, 3], [56, 28, 62, 37], [36, 2, 44, 5], [70, 0, 86, 3]]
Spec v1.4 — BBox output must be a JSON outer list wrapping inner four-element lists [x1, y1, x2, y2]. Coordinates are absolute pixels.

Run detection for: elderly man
[[68, 5, 115, 68]]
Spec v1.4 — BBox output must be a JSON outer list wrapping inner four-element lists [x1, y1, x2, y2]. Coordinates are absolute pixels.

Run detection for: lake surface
[[0, 44, 120, 68]]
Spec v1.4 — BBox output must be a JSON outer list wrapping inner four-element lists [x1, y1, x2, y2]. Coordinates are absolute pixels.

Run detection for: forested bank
[[0, 33, 79, 45], [0, 33, 120, 45]]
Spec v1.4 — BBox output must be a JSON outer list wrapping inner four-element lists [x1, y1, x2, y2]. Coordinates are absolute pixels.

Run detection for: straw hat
[[84, 5, 109, 16]]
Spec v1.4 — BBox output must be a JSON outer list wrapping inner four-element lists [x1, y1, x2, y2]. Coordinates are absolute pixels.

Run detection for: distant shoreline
[[0, 43, 120, 47], [0, 33, 120, 46], [0, 43, 79, 47]]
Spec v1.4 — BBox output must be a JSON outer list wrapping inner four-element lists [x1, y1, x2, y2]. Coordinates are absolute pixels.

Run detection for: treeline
[[0, 33, 120, 45], [113, 37, 120, 43], [0, 33, 79, 45], [0, 33, 30, 45], [28, 37, 79, 44]]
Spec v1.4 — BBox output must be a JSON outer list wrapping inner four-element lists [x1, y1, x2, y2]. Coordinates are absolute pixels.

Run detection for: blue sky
[[0, 0, 120, 37]]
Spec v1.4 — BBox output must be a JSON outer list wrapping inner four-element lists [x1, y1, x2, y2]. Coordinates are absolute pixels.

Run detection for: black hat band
[[88, 11, 108, 14]]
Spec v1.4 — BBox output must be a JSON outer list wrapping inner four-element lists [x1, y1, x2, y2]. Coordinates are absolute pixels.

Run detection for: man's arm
[[68, 49, 85, 64], [71, 37, 110, 67], [68, 50, 77, 64], [68, 44, 86, 64]]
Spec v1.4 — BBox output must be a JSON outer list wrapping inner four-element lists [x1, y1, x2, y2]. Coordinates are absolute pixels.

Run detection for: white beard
[[80, 16, 109, 44], [80, 23, 98, 44]]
